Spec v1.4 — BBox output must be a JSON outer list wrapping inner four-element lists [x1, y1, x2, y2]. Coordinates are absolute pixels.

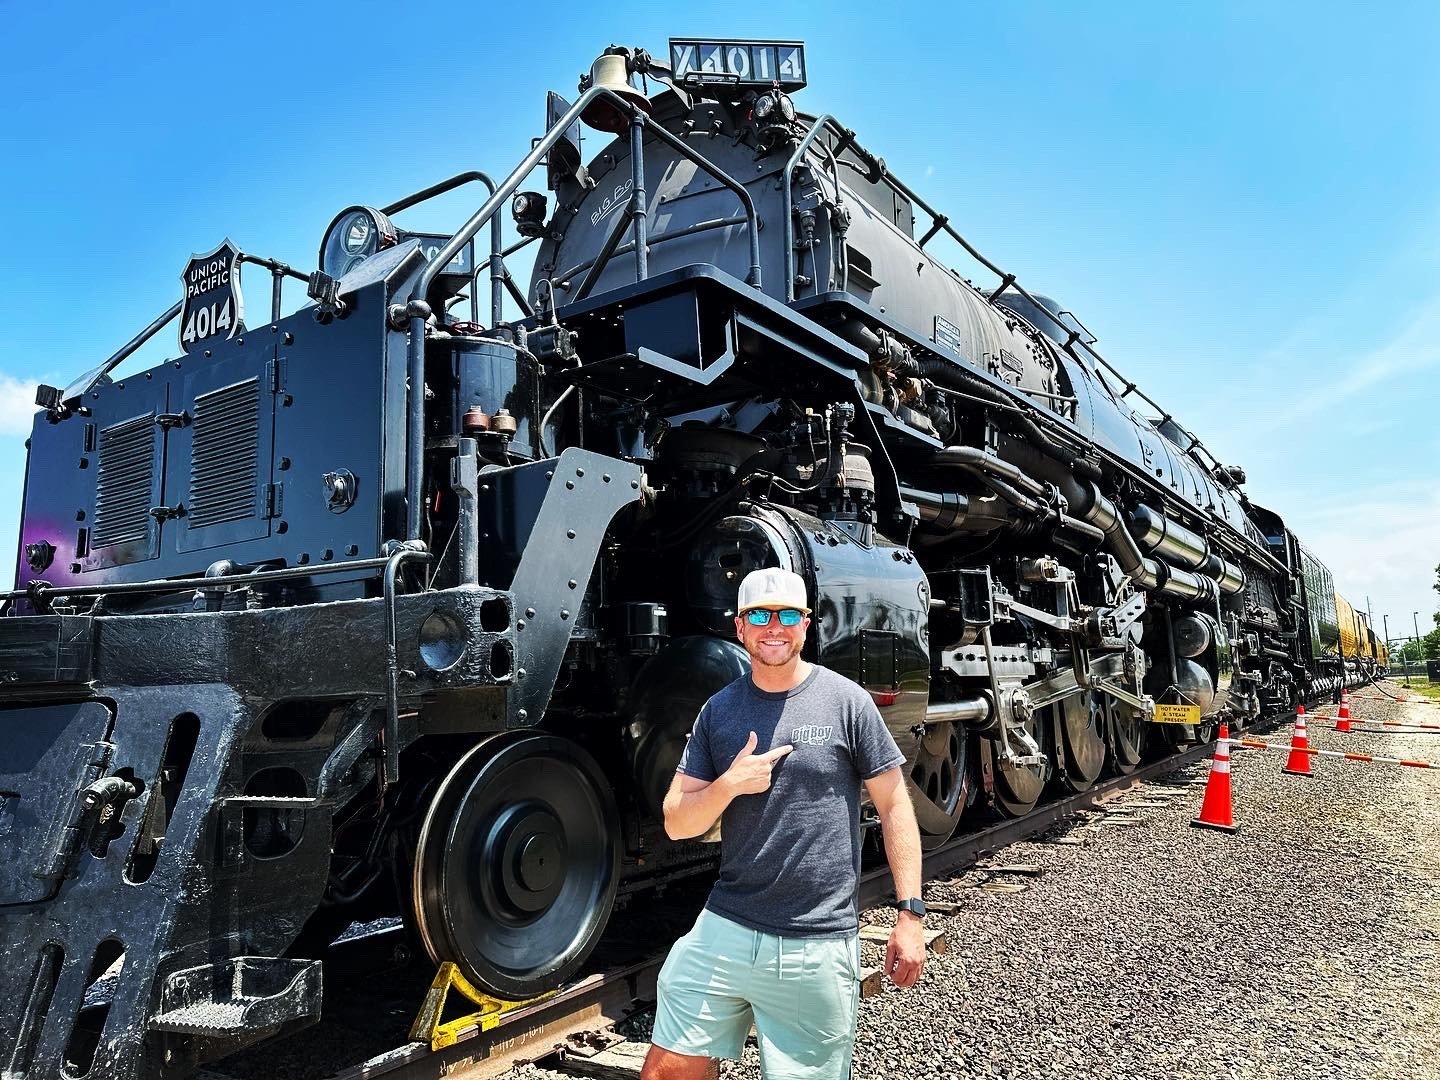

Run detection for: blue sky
[[2, 2, 1437, 638]]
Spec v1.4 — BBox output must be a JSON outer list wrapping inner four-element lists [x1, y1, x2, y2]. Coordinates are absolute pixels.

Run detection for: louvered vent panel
[[188, 378, 261, 529], [92, 415, 156, 548]]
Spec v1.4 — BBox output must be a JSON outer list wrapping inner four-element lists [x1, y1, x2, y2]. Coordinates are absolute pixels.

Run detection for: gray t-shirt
[[676, 664, 906, 937]]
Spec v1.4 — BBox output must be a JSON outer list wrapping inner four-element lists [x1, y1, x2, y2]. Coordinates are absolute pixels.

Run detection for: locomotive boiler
[[0, 39, 1374, 1078]]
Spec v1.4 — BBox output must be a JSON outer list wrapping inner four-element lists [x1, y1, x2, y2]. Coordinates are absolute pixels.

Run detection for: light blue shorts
[[652, 909, 861, 1080]]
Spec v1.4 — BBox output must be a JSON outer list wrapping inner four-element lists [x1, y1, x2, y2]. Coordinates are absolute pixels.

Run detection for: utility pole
[[1383, 614, 1391, 674], [1416, 611, 1424, 684]]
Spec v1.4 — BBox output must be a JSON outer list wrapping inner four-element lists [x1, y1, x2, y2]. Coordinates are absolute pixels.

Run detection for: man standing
[[642, 568, 927, 1080]]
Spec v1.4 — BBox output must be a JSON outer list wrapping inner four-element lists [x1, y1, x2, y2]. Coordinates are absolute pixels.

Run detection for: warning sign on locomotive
[[1153, 703, 1203, 725], [180, 238, 245, 354]]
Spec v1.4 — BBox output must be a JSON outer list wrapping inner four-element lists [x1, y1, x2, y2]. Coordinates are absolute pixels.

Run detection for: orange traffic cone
[[1334, 690, 1352, 733], [1283, 705, 1313, 777], [1191, 723, 1238, 833]]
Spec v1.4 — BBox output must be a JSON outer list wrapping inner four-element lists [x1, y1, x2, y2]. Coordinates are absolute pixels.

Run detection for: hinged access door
[[80, 381, 170, 572], [164, 346, 279, 554]]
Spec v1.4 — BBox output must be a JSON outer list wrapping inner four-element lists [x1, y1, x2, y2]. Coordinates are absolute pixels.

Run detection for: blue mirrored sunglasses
[[744, 607, 805, 627]]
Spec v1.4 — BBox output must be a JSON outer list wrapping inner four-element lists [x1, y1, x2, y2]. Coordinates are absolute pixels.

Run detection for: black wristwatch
[[893, 897, 926, 918]]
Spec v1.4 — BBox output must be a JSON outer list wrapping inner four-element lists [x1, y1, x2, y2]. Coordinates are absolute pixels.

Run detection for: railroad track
[[208, 738, 1217, 1080]]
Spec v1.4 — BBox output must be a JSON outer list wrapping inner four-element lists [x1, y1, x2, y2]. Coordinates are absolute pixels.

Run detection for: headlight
[[511, 191, 548, 238], [318, 205, 399, 280]]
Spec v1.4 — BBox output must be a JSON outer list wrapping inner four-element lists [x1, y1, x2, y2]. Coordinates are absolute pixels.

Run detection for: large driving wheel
[[991, 706, 1053, 817], [412, 733, 619, 1000], [1056, 693, 1106, 793], [1104, 697, 1146, 775], [909, 720, 973, 849]]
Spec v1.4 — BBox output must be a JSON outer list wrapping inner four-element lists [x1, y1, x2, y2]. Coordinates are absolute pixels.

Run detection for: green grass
[[1392, 675, 1440, 701], [1403, 679, 1440, 702]]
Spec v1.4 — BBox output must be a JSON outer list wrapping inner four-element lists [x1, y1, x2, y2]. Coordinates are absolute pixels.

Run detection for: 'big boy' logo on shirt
[[790, 724, 834, 747]]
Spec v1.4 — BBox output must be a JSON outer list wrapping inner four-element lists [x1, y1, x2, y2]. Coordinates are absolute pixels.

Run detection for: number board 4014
[[669, 39, 807, 91]]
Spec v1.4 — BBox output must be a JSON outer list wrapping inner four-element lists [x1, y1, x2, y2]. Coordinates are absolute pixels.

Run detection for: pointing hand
[[723, 731, 794, 795]]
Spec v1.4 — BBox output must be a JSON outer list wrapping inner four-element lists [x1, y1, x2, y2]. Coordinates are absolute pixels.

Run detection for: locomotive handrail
[[472, 234, 540, 318], [60, 300, 183, 405], [58, 256, 306, 408], [575, 111, 764, 298], [382, 171, 505, 328], [551, 215, 749, 289], [404, 85, 616, 540], [2, 556, 393, 607], [781, 114, 1233, 482], [781, 114, 843, 304], [403, 85, 764, 540]]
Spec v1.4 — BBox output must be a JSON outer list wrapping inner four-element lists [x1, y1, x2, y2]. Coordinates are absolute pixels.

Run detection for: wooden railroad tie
[[982, 862, 1043, 875], [549, 1037, 655, 1080], [921, 899, 964, 915], [857, 927, 948, 998]]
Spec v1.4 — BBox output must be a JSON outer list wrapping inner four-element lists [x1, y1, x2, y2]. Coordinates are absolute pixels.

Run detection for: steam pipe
[[1129, 504, 1208, 570], [899, 486, 976, 532], [933, 447, 1104, 543], [1130, 503, 1246, 594], [935, 446, 1048, 500], [629, 111, 648, 281]]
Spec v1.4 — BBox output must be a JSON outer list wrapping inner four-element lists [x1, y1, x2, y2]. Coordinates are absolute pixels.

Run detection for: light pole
[[1416, 611, 1424, 685]]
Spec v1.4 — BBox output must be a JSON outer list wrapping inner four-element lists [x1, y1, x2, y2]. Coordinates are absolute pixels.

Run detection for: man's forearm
[[663, 777, 736, 840], [878, 793, 923, 901]]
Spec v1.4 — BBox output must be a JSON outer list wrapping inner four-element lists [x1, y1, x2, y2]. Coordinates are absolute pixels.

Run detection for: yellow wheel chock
[[409, 962, 556, 1050]]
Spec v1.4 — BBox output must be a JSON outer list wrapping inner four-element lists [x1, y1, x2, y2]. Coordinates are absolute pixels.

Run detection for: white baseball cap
[[736, 568, 810, 614]]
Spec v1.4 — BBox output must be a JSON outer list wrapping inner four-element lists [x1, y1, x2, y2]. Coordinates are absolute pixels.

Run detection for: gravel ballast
[[513, 682, 1440, 1080]]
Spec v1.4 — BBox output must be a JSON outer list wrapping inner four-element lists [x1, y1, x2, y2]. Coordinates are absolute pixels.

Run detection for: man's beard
[[746, 638, 802, 667]]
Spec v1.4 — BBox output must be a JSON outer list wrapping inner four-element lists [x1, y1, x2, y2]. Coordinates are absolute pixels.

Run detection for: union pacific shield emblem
[[179, 239, 245, 354]]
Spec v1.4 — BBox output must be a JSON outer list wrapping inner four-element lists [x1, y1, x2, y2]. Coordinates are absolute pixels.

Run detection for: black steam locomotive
[[0, 40, 1371, 1079]]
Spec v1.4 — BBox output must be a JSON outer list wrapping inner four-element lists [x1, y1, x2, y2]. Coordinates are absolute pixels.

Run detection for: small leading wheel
[[412, 733, 619, 1000]]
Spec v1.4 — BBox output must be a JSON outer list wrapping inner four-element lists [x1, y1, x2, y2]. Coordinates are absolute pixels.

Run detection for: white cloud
[[1224, 296, 1440, 456], [1282, 296, 1440, 423], [0, 375, 42, 437]]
